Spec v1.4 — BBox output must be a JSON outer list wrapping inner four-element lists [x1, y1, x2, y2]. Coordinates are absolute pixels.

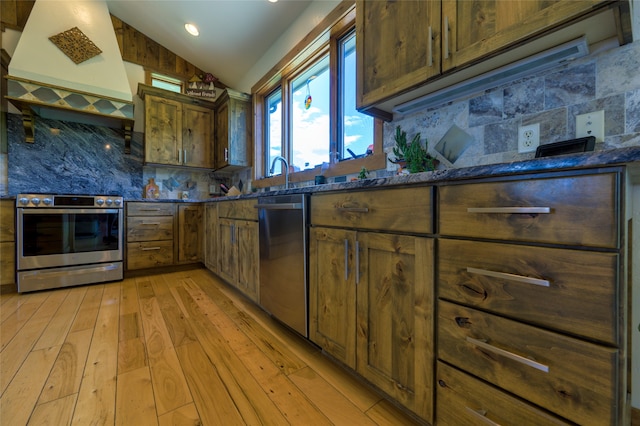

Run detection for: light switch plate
[[576, 110, 604, 143]]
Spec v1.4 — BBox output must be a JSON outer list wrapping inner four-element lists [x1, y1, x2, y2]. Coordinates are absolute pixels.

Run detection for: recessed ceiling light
[[268, 0, 278, 3], [184, 23, 199, 36]]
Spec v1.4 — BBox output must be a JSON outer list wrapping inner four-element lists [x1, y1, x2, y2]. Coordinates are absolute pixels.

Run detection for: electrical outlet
[[518, 123, 540, 153], [576, 110, 604, 142]]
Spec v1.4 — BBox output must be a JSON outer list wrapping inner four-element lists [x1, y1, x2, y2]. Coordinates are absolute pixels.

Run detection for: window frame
[[252, 3, 384, 189]]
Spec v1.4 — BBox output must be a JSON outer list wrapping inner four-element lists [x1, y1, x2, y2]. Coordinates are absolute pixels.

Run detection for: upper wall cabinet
[[214, 89, 252, 171], [138, 84, 215, 169], [356, 0, 633, 119]]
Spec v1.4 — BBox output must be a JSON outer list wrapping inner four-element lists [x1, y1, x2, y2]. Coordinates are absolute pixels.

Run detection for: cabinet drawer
[[438, 301, 619, 426], [438, 239, 618, 344], [127, 216, 174, 242], [127, 202, 175, 216], [311, 187, 433, 233], [436, 362, 569, 426], [438, 173, 618, 248], [127, 240, 174, 270], [217, 199, 257, 220]]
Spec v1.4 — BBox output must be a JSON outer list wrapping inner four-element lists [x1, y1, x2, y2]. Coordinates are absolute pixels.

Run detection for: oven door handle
[[17, 208, 121, 214]]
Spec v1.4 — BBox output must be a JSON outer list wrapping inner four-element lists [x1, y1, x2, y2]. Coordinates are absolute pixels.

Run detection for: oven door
[[16, 208, 123, 270]]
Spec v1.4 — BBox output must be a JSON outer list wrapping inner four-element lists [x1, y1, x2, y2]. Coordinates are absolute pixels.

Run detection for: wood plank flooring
[[0, 267, 424, 425]]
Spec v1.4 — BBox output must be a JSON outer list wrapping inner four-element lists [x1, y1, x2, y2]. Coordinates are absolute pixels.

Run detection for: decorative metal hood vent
[[5, 0, 134, 149]]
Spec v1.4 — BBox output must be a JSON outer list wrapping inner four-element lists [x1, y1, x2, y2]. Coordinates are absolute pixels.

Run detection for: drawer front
[[438, 173, 618, 248], [436, 362, 570, 426], [438, 239, 618, 344], [127, 240, 174, 270], [127, 216, 174, 242], [127, 202, 175, 216], [217, 199, 257, 220], [438, 301, 618, 426], [311, 187, 433, 233]]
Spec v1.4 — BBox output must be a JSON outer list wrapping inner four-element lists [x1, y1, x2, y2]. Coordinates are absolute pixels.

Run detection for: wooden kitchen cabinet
[[138, 84, 215, 169], [356, 0, 632, 117], [177, 204, 202, 263], [214, 89, 251, 170], [442, 0, 604, 72], [204, 203, 218, 273], [436, 168, 627, 425], [216, 199, 259, 302], [356, 0, 440, 113], [309, 187, 435, 422], [126, 202, 175, 270], [0, 199, 15, 290]]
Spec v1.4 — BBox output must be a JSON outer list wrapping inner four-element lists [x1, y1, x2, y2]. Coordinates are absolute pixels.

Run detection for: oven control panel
[[16, 194, 123, 208]]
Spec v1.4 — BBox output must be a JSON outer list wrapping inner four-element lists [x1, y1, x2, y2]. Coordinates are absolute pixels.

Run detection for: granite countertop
[[204, 146, 640, 202], [27, 146, 635, 204]]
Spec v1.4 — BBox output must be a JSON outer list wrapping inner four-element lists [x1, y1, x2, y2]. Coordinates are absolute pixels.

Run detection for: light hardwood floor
[[0, 267, 424, 425]]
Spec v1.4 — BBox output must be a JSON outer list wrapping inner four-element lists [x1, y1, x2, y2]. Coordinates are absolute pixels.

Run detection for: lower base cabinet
[[309, 226, 434, 422]]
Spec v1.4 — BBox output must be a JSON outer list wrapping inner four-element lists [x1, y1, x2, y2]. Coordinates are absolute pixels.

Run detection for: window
[[149, 72, 183, 93], [254, 5, 383, 188]]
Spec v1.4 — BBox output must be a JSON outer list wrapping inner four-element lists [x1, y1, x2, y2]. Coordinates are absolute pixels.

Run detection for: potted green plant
[[389, 126, 436, 173]]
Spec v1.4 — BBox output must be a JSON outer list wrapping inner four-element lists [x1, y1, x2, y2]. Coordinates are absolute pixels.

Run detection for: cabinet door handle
[[355, 240, 360, 284], [466, 337, 549, 373], [183, 149, 187, 164], [427, 26, 433, 67], [464, 407, 500, 426], [444, 16, 450, 59], [466, 267, 550, 287], [344, 239, 349, 281], [466, 207, 551, 214], [178, 149, 182, 163], [231, 224, 236, 245], [141, 246, 161, 251], [225, 148, 229, 162]]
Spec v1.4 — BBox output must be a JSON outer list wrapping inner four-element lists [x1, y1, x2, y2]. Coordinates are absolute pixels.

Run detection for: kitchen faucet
[[269, 156, 290, 189]]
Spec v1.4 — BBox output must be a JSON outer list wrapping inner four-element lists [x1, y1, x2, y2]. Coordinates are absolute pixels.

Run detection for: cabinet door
[[183, 104, 214, 168], [215, 99, 230, 169], [309, 227, 357, 369], [356, 232, 434, 422], [177, 204, 202, 263], [356, 0, 440, 109], [442, 0, 601, 71], [144, 95, 182, 165], [236, 220, 259, 302], [217, 218, 238, 285], [204, 204, 218, 272]]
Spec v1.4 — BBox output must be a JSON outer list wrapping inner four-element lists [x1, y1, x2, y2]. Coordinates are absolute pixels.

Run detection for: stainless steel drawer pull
[[467, 267, 550, 287], [139, 208, 161, 212], [466, 337, 549, 373], [141, 247, 161, 251], [337, 207, 369, 213], [467, 207, 551, 214], [465, 407, 500, 426], [140, 222, 161, 226]]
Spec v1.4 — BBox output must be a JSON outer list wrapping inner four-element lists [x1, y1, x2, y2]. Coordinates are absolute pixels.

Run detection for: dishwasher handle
[[255, 203, 303, 210]]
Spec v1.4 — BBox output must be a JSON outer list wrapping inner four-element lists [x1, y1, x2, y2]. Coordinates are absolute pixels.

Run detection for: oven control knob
[[96, 198, 105, 206], [43, 198, 52, 206], [31, 197, 41, 205], [19, 197, 29, 205], [105, 199, 113, 206], [114, 199, 122, 206]]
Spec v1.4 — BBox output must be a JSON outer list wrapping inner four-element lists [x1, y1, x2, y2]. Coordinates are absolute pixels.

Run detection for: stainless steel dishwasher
[[256, 194, 308, 337]]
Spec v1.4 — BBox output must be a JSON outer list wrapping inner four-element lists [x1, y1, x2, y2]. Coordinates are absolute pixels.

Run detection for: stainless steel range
[[16, 194, 124, 293]]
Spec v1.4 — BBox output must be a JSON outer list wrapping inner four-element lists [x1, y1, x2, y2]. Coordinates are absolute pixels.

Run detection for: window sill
[[252, 153, 387, 189]]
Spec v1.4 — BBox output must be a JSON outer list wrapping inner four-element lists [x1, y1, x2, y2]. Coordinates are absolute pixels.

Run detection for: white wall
[[236, 0, 341, 93]]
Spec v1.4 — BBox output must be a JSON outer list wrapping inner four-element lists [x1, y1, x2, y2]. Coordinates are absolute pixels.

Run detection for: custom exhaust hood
[[5, 0, 134, 148]]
